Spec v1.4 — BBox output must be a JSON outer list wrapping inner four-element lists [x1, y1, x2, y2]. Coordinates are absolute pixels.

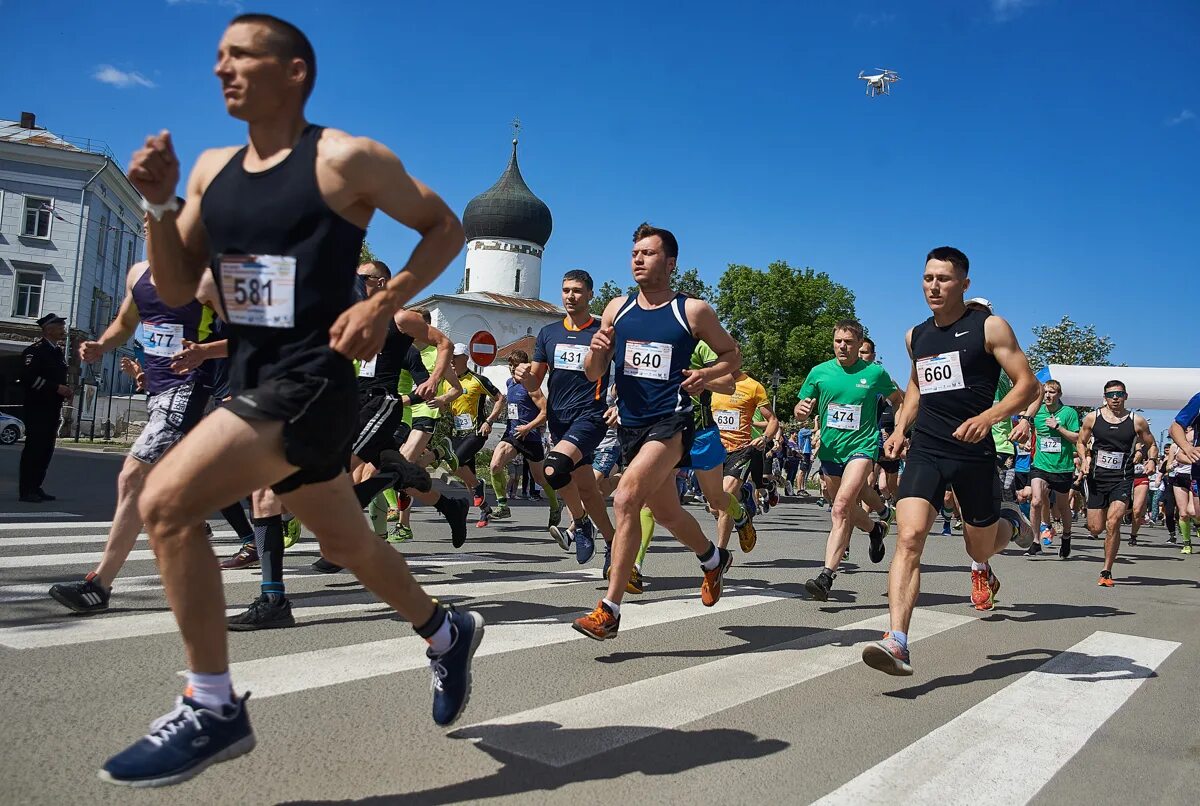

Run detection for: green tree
[[1026, 315, 1115, 371], [359, 240, 378, 265], [716, 261, 857, 417], [672, 267, 713, 301], [590, 280, 625, 315]]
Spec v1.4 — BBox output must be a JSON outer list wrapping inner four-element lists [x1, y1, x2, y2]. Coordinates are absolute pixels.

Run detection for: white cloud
[[992, 0, 1039, 22], [93, 65, 156, 89], [1166, 109, 1196, 127]]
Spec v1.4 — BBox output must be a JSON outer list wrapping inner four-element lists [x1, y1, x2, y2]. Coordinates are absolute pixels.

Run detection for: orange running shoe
[[970, 568, 996, 611], [572, 600, 619, 640], [701, 548, 733, 607], [737, 521, 758, 553], [1098, 570, 1114, 587]]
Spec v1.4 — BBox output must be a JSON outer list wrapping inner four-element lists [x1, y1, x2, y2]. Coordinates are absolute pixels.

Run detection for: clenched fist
[[128, 130, 179, 205]]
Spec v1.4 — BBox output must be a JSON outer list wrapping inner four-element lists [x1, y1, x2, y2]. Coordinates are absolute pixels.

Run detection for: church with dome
[[410, 137, 564, 385]]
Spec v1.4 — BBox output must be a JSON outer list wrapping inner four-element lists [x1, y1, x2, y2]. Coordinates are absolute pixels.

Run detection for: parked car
[[0, 412, 25, 445]]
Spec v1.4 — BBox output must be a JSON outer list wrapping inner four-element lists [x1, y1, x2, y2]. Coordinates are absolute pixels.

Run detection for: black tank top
[[909, 307, 1000, 459], [201, 124, 365, 393], [358, 323, 415, 394], [1090, 409, 1136, 480]]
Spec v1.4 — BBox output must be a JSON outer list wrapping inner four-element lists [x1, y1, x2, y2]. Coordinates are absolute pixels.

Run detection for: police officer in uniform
[[19, 313, 72, 502]]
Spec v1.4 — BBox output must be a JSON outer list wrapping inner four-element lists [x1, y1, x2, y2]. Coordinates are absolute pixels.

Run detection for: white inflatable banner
[[1034, 365, 1200, 410]]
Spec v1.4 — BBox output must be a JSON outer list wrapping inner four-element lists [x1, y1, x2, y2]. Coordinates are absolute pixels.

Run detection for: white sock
[[185, 670, 234, 711], [970, 560, 988, 572], [428, 616, 454, 654], [602, 597, 621, 618], [700, 543, 722, 571]]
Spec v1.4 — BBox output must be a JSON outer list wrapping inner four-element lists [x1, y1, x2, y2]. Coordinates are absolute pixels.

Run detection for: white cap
[[453, 343, 468, 357], [965, 297, 993, 313]]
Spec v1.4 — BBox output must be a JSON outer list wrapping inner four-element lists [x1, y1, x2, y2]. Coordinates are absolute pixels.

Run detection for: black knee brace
[[543, 450, 577, 490]]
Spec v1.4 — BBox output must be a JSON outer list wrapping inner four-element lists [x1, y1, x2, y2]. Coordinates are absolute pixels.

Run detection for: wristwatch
[[140, 196, 180, 221]]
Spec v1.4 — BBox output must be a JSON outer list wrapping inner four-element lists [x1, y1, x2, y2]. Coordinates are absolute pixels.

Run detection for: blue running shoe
[[100, 694, 255, 787], [428, 607, 486, 727], [741, 482, 758, 521], [575, 518, 596, 564]]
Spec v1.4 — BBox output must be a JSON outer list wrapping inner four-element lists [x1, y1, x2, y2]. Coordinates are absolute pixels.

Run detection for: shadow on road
[[884, 646, 1161, 700], [284, 723, 788, 805]]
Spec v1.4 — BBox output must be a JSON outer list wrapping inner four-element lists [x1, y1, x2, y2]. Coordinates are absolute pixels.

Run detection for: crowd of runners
[[31, 13, 1200, 789]]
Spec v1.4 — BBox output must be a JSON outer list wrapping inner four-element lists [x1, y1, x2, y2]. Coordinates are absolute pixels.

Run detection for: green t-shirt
[[690, 341, 718, 430], [798, 358, 897, 462], [991, 373, 1015, 455], [1032, 403, 1080, 473]]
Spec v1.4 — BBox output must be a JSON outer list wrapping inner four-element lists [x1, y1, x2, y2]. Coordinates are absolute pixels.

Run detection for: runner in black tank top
[[1076, 380, 1157, 585], [863, 246, 1040, 679], [107, 16, 480, 788]]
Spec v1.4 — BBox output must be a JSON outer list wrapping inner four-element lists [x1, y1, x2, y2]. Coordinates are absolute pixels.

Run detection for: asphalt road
[[1, 445, 1198, 805]]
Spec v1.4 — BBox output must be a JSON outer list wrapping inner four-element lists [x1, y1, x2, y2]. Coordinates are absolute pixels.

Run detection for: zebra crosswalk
[[0, 513, 1190, 804]]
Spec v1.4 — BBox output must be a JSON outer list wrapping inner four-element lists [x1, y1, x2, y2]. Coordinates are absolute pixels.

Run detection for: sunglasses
[[1104, 391, 1127, 399]]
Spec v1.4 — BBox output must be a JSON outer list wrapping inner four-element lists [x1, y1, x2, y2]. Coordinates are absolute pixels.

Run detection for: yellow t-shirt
[[711, 375, 768, 451], [449, 371, 501, 433]]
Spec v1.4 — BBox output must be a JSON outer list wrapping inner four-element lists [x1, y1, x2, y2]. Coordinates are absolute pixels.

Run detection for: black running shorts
[[1086, 475, 1132, 510], [617, 412, 694, 469], [897, 443, 1001, 527], [353, 391, 406, 466], [726, 445, 765, 487], [224, 347, 357, 494], [452, 431, 488, 473], [501, 431, 546, 463], [1030, 468, 1074, 495]]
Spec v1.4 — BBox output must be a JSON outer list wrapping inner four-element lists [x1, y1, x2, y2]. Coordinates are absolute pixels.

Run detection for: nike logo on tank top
[[611, 293, 698, 428], [201, 125, 365, 395], [909, 307, 1001, 459]]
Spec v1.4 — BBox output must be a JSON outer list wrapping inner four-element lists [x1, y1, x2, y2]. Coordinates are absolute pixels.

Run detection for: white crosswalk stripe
[[814, 631, 1180, 805]]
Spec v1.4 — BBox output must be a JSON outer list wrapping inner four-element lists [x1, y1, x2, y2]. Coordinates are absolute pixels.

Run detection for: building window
[[112, 228, 123, 272], [22, 196, 53, 238], [464, 267, 470, 291], [14, 271, 45, 318], [125, 238, 135, 269], [97, 212, 109, 261], [514, 267, 522, 293], [89, 288, 112, 333]]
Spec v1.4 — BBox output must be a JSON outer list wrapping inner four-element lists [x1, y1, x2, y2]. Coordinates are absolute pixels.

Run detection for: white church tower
[[461, 137, 553, 299]]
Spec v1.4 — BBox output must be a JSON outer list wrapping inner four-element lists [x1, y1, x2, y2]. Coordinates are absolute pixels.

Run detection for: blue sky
[[4, 0, 1197, 432]]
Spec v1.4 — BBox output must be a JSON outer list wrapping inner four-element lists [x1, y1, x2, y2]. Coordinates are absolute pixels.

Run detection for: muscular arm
[[1134, 414, 1158, 463], [755, 404, 780, 442], [891, 328, 922, 437], [143, 147, 231, 307], [684, 299, 740, 389], [1074, 412, 1096, 471], [959, 315, 1040, 441], [525, 387, 549, 432], [524, 361, 549, 391], [585, 297, 622, 382], [344, 139, 464, 313]]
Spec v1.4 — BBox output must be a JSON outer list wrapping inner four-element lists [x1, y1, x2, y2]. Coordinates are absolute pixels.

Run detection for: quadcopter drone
[[858, 69, 900, 98]]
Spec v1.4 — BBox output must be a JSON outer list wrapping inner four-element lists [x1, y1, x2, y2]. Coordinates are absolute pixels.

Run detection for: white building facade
[[0, 113, 144, 418]]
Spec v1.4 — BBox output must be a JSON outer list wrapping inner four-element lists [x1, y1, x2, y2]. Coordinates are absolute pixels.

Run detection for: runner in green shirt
[[794, 320, 904, 600], [1023, 379, 1081, 554]]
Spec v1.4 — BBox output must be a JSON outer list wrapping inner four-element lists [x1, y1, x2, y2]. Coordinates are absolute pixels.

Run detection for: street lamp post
[[770, 368, 782, 412]]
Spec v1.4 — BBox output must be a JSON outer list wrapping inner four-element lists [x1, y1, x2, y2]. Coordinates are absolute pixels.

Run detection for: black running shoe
[[805, 569, 835, 602], [49, 574, 111, 614], [1024, 541, 1042, 556], [311, 557, 343, 574], [1128, 535, 1138, 547], [227, 595, 295, 631], [868, 524, 886, 564], [1059, 536, 1072, 560], [378, 450, 433, 492], [442, 496, 469, 549]]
